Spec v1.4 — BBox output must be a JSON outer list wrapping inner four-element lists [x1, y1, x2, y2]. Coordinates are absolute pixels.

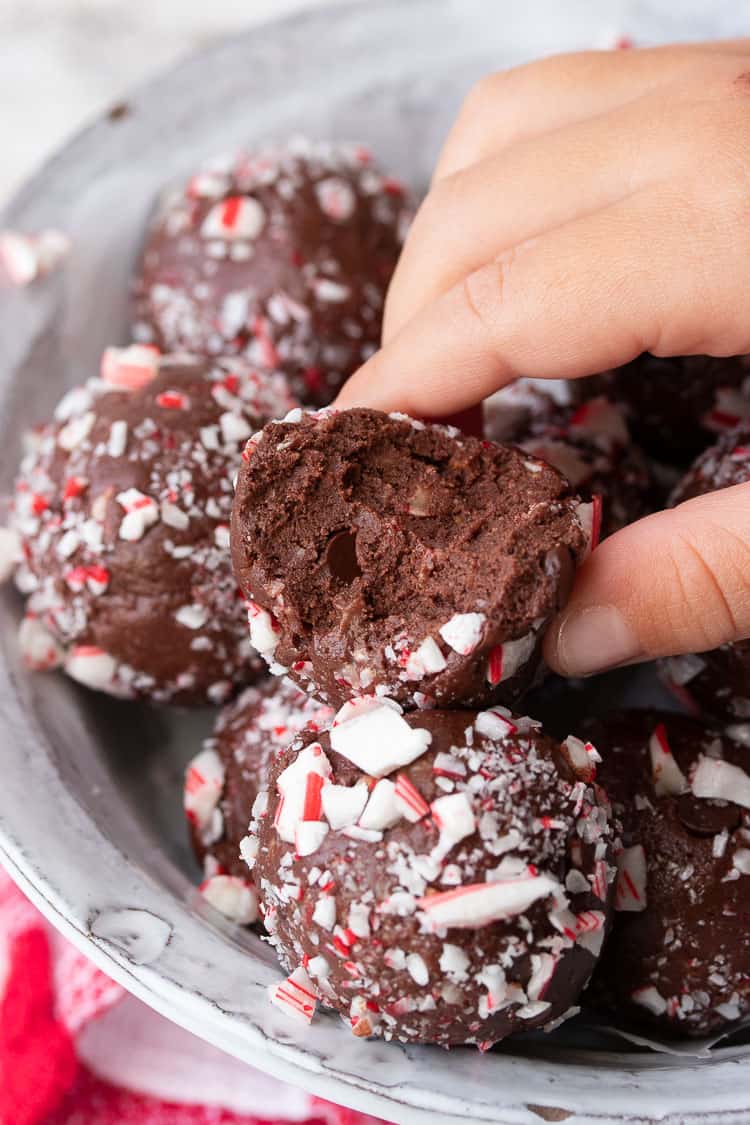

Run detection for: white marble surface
[[0, 0, 357, 206]]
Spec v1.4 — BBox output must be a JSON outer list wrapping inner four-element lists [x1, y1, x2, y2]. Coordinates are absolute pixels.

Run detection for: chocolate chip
[[326, 529, 361, 584]]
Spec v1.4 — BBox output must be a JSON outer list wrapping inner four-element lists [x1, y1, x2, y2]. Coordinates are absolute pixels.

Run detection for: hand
[[336, 41, 750, 677]]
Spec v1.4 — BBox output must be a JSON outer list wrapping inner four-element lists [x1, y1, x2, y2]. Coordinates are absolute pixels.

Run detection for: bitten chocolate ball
[[185, 677, 334, 922], [132, 139, 411, 407], [487, 393, 654, 540], [659, 431, 750, 722], [249, 699, 615, 1044], [585, 710, 750, 1037], [12, 349, 296, 704], [579, 353, 750, 464], [231, 408, 591, 711]]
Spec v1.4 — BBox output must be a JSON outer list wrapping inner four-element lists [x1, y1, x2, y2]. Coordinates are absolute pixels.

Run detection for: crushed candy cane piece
[[418, 872, 559, 931], [201, 875, 258, 924], [394, 773, 429, 822], [404, 636, 447, 679], [201, 196, 265, 241], [101, 345, 160, 390], [330, 698, 432, 777], [18, 616, 64, 670], [561, 735, 601, 783], [269, 966, 317, 1024], [65, 645, 117, 691], [246, 601, 280, 658], [0, 229, 70, 286], [691, 756, 750, 809], [439, 612, 486, 655], [649, 722, 688, 796], [184, 748, 225, 835], [486, 631, 535, 686], [615, 845, 647, 912]]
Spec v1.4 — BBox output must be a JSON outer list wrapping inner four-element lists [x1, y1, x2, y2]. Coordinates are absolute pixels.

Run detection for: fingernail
[[554, 605, 642, 677]]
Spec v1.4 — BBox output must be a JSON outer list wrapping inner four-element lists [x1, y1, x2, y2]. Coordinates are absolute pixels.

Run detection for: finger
[[337, 179, 749, 417], [543, 484, 750, 676], [385, 86, 696, 341], [435, 41, 750, 182]]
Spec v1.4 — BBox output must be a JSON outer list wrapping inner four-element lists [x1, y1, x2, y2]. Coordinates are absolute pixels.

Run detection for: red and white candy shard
[[430, 792, 476, 857], [200, 874, 258, 924], [663, 653, 706, 687], [0, 229, 70, 286], [703, 387, 750, 432], [268, 965, 317, 1025], [329, 698, 432, 777], [438, 612, 486, 655], [527, 953, 558, 1002], [100, 345, 161, 391], [275, 742, 332, 843], [201, 196, 265, 241], [615, 844, 648, 912], [394, 774, 429, 822], [18, 615, 64, 671], [486, 630, 536, 687], [417, 872, 560, 931], [116, 488, 160, 542], [404, 636, 446, 679], [246, 601, 280, 659], [648, 723, 688, 796], [184, 747, 225, 839], [65, 646, 117, 692], [315, 177, 356, 221], [691, 756, 750, 810], [561, 735, 601, 783], [359, 779, 401, 831], [474, 707, 517, 741], [320, 780, 369, 830], [575, 496, 603, 557], [631, 985, 667, 1017]]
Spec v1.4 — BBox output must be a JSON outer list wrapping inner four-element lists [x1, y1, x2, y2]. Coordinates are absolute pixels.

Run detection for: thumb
[[543, 482, 750, 677]]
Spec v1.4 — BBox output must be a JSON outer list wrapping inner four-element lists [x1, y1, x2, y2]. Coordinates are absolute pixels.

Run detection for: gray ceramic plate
[[3, 2, 750, 1122]]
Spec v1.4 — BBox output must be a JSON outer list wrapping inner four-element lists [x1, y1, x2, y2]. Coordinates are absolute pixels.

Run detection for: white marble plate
[[3, 1, 750, 1121]]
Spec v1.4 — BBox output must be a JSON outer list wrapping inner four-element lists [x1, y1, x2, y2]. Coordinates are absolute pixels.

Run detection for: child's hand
[[337, 41, 750, 677]]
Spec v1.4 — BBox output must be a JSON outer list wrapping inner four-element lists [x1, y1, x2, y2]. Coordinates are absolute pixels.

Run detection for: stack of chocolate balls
[[6, 135, 750, 1048]]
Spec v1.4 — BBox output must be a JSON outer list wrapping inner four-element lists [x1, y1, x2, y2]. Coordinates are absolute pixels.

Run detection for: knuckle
[[461, 260, 510, 336]]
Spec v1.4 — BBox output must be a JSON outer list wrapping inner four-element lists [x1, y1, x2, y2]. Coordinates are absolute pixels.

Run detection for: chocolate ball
[[585, 710, 750, 1036], [250, 700, 615, 1045], [231, 407, 591, 711], [12, 350, 295, 704], [132, 139, 412, 407], [578, 354, 750, 464], [659, 430, 750, 722]]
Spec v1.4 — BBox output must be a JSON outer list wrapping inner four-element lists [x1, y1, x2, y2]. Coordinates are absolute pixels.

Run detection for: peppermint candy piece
[[359, 778, 401, 831], [691, 756, 750, 809], [246, 601, 280, 659], [418, 872, 559, 931], [615, 844, 648, 912], [486, 630, 536, 687], [439, 612, 486, 655], [575, 496, 603, 557], [561, 735, 601, 783], [184, 748, 225, 838], [65, 645, 118, 691], [404, 636, 446, 679], [201, 196, 265, 241], [275, 743, 332, 843], [430, 792, 476, 856], [321, 780, 369, 830], [269, 966, 317, 1025], [393, 774, 429, 822], [18, 616, 64, 671], [527, 953, 558, 1003], [201, 875, 258, 924], [631, 985, 667, 1017], [475, 707, 517, 741], [568, 397, 629, 447], [649, 722, 688, 796], [101, 345, 161, 390], [315, 177, 356, 221], [329, 698, 432, 777], [117, 488, 160, 541], [295, 820, 329, 857]]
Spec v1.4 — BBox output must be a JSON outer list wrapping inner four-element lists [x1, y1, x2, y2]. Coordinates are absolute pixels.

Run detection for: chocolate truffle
[[585, 710, 750, 1036], [579, 353, 750, 464], [185, 677, 334, 922], [12, 348, 296, 704], [250, 698, 615, 1044], [489, 394, 654, 541], [132, 138, 411, 407], [659, 431, 750, 722], [231, 408, 591, 711]]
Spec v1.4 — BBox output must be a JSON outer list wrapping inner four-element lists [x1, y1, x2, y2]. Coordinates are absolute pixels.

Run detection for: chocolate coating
[[12, 355, 295, 704], [132, 139, 411, 406], [486, 392, 654, 540], [186, 677, 334, 878], [659, 431, 750, 722], [578, 354, 750, 464], [231, 408, 589, 711], [585, 710, 750, 1036], [251, 705, 615, 1045]]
